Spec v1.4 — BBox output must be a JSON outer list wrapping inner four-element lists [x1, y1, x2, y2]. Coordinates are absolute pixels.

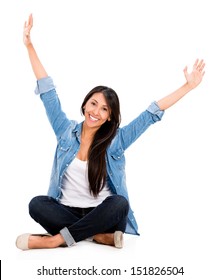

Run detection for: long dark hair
[[81, 86, 121, 197]]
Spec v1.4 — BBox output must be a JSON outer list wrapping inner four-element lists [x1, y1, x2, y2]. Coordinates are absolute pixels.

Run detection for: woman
[[16, 14, 205, 250]]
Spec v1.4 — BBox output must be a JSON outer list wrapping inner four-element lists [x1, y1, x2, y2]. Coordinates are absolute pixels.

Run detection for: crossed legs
[[16, 194, 129, 249]]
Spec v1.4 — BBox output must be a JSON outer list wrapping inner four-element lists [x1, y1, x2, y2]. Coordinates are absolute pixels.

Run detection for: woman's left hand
[[183, 59, 205, 89]]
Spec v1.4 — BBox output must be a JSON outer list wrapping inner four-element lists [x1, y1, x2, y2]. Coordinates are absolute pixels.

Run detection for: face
[[83, 92, 111, 130]]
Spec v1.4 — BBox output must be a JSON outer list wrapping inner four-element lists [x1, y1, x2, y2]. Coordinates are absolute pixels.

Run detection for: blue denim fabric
[[35, 77, 164, 235], [29, 195, 129, 247]]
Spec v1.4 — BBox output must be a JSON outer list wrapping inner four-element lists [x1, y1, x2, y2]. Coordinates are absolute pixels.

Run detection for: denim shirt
[[35, 77, 164, 236]]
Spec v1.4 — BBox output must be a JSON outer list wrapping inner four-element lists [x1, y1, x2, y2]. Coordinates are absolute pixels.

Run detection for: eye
[[102, 107, 108, 112], [91, 101, 96, 106]]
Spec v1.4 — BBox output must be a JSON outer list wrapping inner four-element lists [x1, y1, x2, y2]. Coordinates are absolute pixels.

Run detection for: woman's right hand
[[23, 14, 33, 47]]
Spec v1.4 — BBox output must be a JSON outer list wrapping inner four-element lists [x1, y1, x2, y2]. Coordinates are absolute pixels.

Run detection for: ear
[[108, 117, 111, 121]]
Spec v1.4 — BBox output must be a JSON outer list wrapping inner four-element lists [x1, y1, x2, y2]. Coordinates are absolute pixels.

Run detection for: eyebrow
[[91, 98, 109, 108]]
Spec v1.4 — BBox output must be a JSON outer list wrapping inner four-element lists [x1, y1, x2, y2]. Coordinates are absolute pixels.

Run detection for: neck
[[81, 122, 97, 141]]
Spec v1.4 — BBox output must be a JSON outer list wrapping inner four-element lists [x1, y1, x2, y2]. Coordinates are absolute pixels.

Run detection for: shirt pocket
[[111, 148, 124, 160], [57, 139, 71, 158], [110, 148, 125, 170]]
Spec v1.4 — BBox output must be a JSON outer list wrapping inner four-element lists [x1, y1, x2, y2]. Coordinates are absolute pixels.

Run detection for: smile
[[89, 114, 99, 121]]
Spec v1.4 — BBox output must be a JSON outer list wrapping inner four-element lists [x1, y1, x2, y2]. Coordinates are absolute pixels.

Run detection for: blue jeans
[[29, 195, 129, 247]]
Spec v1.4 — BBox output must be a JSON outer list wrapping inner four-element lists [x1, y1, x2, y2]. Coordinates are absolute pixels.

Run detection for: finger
[[200, 62, 205, 71], [193, 59, 199, 69], [183, 65, 188, 74], [23, 22, 29, 36], [195, 59, 206, 73], [24, 14, 33, 36], [26, 14, 33, 28], [197, 59, 204, 68], [29, 13, 33, 27], [196, 60, 205, 73], [24, 14, 33, 28], [183, 66, 188, 79]]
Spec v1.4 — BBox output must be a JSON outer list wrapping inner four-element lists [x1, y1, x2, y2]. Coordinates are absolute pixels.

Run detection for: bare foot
[[28, 234, 65, 249], [93, 231, 124, 248], [93, 233, 115, 246]]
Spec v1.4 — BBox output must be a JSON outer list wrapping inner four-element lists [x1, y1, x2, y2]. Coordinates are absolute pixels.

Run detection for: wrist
[[184, 82, 194, 92], [25, 42, 34, 50]]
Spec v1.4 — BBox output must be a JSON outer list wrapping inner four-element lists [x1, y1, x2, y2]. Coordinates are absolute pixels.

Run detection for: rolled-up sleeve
[[34, 76, 71, 139], [146, 101, 164, 121], [34, 76, 55, 95]]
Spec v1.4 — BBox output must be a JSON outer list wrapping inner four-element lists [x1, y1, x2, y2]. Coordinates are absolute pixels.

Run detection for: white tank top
[[60, 157, 112, 207]]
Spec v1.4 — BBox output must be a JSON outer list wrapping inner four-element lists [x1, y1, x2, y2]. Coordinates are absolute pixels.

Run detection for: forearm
[[156, 82, 193, 111], [26, 43, 48, 80]]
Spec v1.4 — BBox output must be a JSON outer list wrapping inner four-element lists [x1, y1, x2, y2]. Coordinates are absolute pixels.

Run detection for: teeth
[[90, 115, 98, 121]]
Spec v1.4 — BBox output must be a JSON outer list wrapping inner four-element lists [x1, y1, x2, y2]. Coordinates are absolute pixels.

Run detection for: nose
[[93, 107, 100, 115]]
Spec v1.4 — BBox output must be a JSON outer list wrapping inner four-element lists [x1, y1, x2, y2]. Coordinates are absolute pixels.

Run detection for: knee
[[28, 195, 47, 217], [119, 195, 129, 215], [112, 195, 129, 215]]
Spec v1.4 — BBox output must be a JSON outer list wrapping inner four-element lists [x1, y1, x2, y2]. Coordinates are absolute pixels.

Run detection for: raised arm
[[23, 14, 48, 80], [157, 59, 205, 111]]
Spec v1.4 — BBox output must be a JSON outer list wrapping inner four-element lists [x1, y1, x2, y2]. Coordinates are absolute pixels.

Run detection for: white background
[[0, 0, 218, 279]]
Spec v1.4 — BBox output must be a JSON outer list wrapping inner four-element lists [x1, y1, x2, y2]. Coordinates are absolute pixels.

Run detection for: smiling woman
[[16, 14, 205, 251], [84, 94, 111, 123]]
